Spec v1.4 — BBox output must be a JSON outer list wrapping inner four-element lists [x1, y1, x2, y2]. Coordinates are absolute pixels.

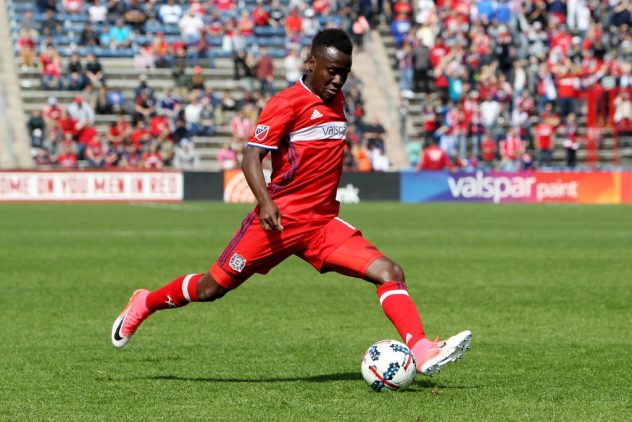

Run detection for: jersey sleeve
[[247, 95, 294, 150]]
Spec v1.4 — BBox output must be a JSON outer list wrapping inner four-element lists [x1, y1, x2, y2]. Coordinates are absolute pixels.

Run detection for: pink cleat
[[111, 289, 152, 349], [414, 330, 472, 376]]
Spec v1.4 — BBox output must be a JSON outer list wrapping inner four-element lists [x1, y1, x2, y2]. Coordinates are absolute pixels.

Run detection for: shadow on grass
[[147, 372, 361, 383], [145, 373, 477, 389]]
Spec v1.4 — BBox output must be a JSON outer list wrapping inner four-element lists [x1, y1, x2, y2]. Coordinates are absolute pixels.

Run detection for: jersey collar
[[299, 75, 324, 101]]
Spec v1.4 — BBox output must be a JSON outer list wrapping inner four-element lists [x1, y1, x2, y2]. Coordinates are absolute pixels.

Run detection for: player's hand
[[259, 201, 284, 232]]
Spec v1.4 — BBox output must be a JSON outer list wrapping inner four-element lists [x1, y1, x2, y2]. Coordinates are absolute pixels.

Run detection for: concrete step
[[19, 77, 289, 92]]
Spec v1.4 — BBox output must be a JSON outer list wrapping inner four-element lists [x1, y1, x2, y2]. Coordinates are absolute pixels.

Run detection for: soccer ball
[[361, 339, 416, 392]]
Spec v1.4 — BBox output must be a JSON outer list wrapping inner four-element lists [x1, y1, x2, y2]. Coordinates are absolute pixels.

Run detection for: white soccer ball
[[361, 339, 416, 392]]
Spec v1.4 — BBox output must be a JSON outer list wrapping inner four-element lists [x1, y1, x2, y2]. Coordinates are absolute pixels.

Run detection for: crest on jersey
[[254, 125, 270, 141], [229, 253, 247, 272]]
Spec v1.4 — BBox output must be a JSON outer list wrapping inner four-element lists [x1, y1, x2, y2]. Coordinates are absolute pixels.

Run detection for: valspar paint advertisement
[[402, 171, 627, 204]]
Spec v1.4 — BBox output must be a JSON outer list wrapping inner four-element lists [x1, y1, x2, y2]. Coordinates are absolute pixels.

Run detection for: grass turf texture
[[1, 202, 631, 421]]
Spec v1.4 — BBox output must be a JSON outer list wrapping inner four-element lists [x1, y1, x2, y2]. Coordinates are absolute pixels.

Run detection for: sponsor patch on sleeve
[[254, 125, 270, 141]]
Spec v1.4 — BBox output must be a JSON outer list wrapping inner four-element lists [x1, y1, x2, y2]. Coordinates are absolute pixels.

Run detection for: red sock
[[377, 281, 426, 348], [146, 273, 202, 311]]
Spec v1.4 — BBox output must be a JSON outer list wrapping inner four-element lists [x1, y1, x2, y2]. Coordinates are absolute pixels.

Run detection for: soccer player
[[112, 29, 472, 377]]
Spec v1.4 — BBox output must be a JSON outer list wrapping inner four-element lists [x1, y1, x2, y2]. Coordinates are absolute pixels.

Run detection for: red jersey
[[417, 145, 451, 171], [481, 137, 496, 162], [500, 136, 524, 160], [247, 79, 347, 221], [57, 152, 77, 168], [536, 123, 555, 150]]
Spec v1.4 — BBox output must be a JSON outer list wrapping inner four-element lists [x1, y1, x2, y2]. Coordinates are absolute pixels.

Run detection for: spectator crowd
[[394, 0, 631, 170], [16, 0, 392, 171], [12, 0, 632, 171]]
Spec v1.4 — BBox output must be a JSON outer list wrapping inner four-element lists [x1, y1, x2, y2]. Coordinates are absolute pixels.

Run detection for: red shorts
[[210, 213, 384, 289]]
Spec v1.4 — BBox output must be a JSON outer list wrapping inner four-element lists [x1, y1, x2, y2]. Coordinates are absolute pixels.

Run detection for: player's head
[[305, 29, 353, 102]]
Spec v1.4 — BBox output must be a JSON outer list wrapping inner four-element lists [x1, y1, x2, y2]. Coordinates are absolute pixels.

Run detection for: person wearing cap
[[69, 95, 95, 127]]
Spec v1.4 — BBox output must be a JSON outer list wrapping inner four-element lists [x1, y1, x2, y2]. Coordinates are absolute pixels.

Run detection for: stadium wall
[[0, 170, 631, 204]]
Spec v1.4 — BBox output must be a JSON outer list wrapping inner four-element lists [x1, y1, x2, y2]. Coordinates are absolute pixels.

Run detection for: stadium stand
[[4, 0, 632, 171], [7, 0, 385, 171], [382, 0, 632, 170]]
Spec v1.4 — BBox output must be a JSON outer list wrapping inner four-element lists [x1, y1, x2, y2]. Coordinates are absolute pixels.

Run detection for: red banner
[[0, 171, 183, 202]]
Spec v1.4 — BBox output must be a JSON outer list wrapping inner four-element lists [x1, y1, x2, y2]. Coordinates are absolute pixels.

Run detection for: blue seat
[[206, 36, 223, 47], [89, 46, 135, 58], [318, 15, 343, 26], [58, 46, 87, 56], [254, 26, 286, 37], [258, 37, 285, 48], [266, 48, 287, 59]]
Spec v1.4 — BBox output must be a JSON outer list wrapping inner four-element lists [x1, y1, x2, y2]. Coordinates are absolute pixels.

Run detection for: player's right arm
[[242, 95, 294, 232], [242, 147, 283, 231]]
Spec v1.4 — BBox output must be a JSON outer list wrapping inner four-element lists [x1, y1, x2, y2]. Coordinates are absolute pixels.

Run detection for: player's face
[[307, 47, 352, 102]]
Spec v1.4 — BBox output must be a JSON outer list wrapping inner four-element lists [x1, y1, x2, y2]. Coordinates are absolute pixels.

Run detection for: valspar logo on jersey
[[321, 122, 347, 138], [447, 172, 536, 203]]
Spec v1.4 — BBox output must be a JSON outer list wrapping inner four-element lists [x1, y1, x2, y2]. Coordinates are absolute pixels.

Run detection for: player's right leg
[[112, 209, 289, 349], [111, 273, 228, 348]]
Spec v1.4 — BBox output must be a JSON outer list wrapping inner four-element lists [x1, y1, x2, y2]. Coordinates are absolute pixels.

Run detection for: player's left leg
[[362, 257, 472, 376]]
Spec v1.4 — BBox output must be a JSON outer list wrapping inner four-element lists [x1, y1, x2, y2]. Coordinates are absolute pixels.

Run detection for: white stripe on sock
[[182, 274, 196, 302], [379, 289, 409, 305]]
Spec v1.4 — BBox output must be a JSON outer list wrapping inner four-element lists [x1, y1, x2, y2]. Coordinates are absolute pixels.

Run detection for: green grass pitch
[[1, 202, 631, 420]]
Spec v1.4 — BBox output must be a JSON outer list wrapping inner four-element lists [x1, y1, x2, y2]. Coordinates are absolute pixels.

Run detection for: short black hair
[[311, 29, 353, 57]]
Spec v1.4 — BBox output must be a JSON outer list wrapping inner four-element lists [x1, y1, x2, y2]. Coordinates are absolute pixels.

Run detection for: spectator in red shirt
[[85, 136, 107, 168], [142, 143, 164, 169], [56, 142, 78, 169], [285, 8, 303, 40], [18, 30, 36, 69], [499, 128, 524, 171], [58, 110, 78, 139], [555, 63, 579, 118], [130, 120, 151, 148], [535, 119, 556, 168], [255, 48, 275, 98], [480, 131, 497, 169], [252, 2, 270, 26], [41, 48, 62, 90], [416, 138, 451, 171], [108, 114, 132, 146], [312, 0, 331, 15], [150, 112, 171, 142], [237, 9, 254, 36], [429, 38, 449, 69], [214, 0, 235, 11], [393, 0, 414, 21]]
